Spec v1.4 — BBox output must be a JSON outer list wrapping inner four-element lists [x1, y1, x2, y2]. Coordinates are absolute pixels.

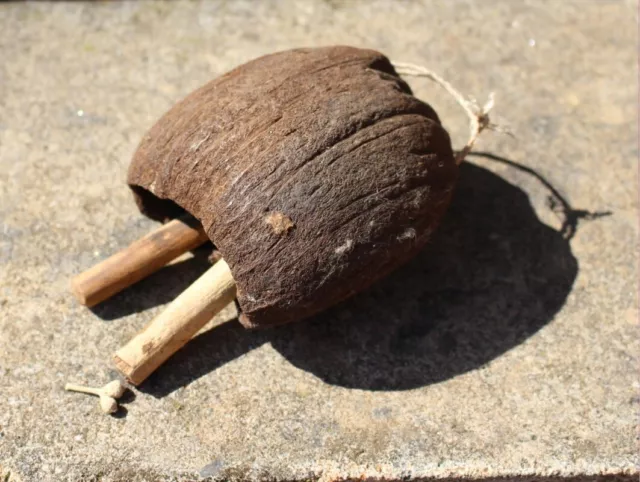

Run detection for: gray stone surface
[[0, 1, 637, 481]]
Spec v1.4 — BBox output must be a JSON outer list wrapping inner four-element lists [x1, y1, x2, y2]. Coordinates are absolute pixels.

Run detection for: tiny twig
[[65, 380, 127, 414], [392, 62, 507, 165], [64, 383, 101, 396]]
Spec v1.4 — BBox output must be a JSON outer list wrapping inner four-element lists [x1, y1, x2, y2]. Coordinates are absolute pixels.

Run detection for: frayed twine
[[392, 61, 512, 165]]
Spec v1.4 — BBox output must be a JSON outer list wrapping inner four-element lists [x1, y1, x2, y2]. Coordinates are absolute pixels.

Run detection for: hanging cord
[[392, 62, 509, 165]]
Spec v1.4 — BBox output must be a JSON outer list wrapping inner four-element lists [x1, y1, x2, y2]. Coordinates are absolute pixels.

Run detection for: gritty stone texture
[[0, 1, 637, 482]]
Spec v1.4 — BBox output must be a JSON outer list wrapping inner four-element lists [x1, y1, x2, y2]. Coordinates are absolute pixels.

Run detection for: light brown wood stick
[[113, 259, 236, 385], [71, 215, 209, 307]]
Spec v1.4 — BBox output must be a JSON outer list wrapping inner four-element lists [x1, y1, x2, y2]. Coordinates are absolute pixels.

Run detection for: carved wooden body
[[128, 46, 457, 328]]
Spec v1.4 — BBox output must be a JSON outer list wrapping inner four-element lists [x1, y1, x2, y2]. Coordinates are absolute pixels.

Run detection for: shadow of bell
[[141, 161, 578, 395], [266, 161, 578, 390]]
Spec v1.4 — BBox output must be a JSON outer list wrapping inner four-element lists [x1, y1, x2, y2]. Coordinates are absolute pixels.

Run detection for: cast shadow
[[141, 155, 611, 397]]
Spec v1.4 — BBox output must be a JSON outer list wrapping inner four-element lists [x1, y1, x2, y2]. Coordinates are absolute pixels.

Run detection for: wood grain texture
[[127, 46, 457, 328], [71, 215, 208, 307], [113, 259, 236, 385]]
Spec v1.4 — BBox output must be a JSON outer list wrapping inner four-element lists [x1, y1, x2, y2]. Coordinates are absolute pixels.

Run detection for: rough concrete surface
[[0, 1, 637, 481]]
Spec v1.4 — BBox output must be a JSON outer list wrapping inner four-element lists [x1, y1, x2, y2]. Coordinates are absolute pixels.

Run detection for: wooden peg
[[71, 215, 208, 307], [113, 259, 237, 386]]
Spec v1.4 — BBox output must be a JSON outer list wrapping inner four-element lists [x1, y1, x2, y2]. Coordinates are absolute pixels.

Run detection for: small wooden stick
[[113, 259, 236, 385], [71, 215, 209, 307]]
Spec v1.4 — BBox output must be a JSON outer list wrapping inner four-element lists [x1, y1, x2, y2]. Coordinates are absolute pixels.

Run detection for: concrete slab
[[0, 1, 637, 481]]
